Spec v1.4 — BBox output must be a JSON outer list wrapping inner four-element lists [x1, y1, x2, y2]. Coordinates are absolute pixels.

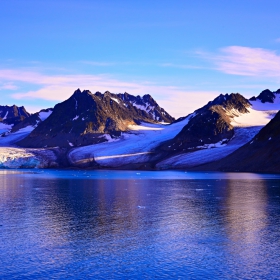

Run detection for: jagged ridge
[[18, 89, 174, 148]]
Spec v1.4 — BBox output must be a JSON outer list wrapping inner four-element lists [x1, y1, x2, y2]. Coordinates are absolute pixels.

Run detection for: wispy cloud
[[199, 46, 280, 78], [159, 63, 207, 70], [0, 68, 219, 117], [0, 83, 18, 90], [79, 61, 116, 66], [276, 38, 280, 43]]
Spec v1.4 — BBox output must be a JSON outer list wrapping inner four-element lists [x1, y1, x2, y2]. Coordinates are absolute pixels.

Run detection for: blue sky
[[1, 0, 280, 117]]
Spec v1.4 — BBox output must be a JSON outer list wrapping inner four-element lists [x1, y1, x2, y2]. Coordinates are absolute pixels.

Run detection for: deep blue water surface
[[0, 170, 280, 279]]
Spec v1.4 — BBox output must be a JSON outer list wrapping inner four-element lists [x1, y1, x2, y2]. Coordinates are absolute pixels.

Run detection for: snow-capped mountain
[[157, 93, 251, 153], [11, 108, 53, 132], [156, 89, 280, 169], [17, 89, 174, 148], [193, 108, 280, 173], [0, 88, 279, 170], [250, 88, 280, 103], [0, 105, 30, 133], [0, 105, 30, 125]]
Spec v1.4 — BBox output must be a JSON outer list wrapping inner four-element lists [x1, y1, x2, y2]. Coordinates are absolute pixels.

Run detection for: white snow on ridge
[[111, 97, 120, 104], [2, 111, 8, 120], [39, 110, 52, 121], [132, 102, 155, 114], [230, 107, 277, 127]]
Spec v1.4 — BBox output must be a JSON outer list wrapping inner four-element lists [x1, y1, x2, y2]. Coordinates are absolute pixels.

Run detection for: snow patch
[[100, 134, 119, 143], [230, 107, 276, 127], [2, 111, 8, 120], [111, 97, 120, 104], [39, 110, 52, 121], [68, 141, 74, 147], [193, 139, 229, 149]]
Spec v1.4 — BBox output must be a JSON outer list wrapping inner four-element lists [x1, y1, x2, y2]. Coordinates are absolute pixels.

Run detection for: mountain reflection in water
[[0, 170, 280, 279]]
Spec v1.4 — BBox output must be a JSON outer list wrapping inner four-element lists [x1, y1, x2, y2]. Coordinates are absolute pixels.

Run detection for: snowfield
[[68, 115, 194, 167], [155, 126, 262, 169], [0, 126, 34, 147]]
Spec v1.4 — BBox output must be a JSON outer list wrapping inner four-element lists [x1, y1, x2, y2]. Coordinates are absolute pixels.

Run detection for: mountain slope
[[192, 110, 280, 173], [157, 93, 251, 152], [156, 90, 280, 170], [18, 89, 174, 148]]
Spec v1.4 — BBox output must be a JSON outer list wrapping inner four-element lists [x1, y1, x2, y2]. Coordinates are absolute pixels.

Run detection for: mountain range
[[0, 88, 279, 172]]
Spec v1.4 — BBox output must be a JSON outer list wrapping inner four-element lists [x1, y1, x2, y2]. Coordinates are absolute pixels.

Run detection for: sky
[[1, 0, 280, 118]]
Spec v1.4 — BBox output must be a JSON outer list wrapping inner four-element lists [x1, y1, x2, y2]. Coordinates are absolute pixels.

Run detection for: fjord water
[[0, 170, 280, 279]]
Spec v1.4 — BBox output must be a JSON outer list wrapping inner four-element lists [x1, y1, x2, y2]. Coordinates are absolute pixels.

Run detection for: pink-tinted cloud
[[0, 68, 220, 118], [199, 46, 280, 77], [0, 83, 18, 90]]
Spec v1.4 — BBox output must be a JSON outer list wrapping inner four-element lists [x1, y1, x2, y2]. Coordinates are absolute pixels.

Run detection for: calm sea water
[[0, 170, 280, 279]]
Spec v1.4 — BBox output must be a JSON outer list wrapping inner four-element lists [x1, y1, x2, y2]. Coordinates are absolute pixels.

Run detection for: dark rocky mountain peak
[[17, 89, 174, 148], [0, 105, 30, 125], [249, 88, 280, 103], [11, 108, 53, 132], [116, 92, 174, 123], [205, 93, 250, 113], [157, 93, 250, 154]]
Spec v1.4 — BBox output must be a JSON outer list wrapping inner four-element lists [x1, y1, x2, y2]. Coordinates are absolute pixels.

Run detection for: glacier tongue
[[0, 148, 58, 169]]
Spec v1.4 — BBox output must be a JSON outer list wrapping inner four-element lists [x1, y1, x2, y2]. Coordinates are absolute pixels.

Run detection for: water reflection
[[224, 179, 268, 241], [1, 172, 280, 279]]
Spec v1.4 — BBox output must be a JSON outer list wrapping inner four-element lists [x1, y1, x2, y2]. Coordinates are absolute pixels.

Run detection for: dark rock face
[[197, 110, 280, 173], [249, 88, 280, 103], [116, 92, 174, 123], [18, 89, 174, 148], [158, 93, 250, 152], [0, 105, 30, 125], [11, 108, 53, 132]]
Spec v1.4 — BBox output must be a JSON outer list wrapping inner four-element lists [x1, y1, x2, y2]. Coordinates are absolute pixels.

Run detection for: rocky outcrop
[[11, 108, 53, 132], [157, 93, 250, 153], [0, 105, 30, 125], [249, 88, 280, 103], [18, 89, 174, 148], [192, 109, 280, 173]]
